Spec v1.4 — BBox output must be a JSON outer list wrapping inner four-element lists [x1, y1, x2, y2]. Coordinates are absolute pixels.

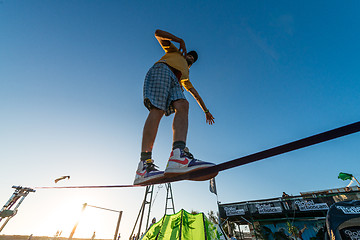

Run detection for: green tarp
[[141, 209, 229, 240]]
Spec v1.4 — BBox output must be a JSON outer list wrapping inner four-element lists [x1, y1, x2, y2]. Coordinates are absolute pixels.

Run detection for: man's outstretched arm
[[189, 87, 215, 125], [155, 29, 187, 56]]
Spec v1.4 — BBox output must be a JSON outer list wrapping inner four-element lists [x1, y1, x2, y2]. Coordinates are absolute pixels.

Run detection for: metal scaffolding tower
[[130, 183, 175, 240], [0, 186, 36, 232], [164, 183, 175, 215]]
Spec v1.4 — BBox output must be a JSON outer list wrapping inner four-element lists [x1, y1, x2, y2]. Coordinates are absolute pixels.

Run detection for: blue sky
[[1, 0, 360, 239]]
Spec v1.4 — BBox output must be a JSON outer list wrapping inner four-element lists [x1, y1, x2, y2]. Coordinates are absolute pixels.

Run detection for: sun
[[32, 198, 115, 239]]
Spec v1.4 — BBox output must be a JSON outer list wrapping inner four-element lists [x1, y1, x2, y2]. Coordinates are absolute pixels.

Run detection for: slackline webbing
[[168, 120, 360, 182], [35, 121, 360, 189], [35, 184, 143, 189]]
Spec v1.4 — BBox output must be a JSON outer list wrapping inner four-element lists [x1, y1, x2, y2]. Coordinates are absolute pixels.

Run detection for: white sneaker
[[164, 148, 215, 176], [133, 159, 164, 185]]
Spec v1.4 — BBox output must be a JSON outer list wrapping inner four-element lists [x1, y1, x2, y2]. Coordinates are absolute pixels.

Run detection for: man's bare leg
[[165, 98, 215, 178], [135, 107, 165, 185], [141, 108, 165, 153], [172, 99, 189, 144]]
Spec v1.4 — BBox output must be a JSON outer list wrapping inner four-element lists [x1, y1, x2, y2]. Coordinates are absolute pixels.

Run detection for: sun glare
[[33, 198, 115, 239]]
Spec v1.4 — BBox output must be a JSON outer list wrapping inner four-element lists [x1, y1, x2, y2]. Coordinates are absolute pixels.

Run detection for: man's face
[[186, 54, 195, 67]]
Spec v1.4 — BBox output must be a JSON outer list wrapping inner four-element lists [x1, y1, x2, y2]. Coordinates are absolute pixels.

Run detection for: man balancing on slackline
[[134, 29, 215, 185]]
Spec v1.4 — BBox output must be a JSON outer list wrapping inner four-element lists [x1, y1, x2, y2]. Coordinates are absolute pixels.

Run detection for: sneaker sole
[[134, 173, 165, 186], [164, 164, 215, 177], [165, 166, 218, 181]]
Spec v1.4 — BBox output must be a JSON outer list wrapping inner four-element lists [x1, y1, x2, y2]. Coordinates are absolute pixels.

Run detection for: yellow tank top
[[156, 43, 194, 91]]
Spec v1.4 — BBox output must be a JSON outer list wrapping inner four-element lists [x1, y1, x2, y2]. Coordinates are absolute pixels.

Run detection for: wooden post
[[353, 176, 360, 186], [113, 211, 123, 240], [68, 203, 87, 240]]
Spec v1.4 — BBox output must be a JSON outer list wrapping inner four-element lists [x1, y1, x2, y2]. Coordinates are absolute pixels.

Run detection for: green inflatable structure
[[140, 209, 229, 240]]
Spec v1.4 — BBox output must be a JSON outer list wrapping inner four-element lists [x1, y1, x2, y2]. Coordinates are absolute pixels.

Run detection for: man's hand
[[205, 111, 215, 125], [155, 29, 187, 56]]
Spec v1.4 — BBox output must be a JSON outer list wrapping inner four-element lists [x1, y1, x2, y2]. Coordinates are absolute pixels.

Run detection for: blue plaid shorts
[[144, 63, 186, 116]]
